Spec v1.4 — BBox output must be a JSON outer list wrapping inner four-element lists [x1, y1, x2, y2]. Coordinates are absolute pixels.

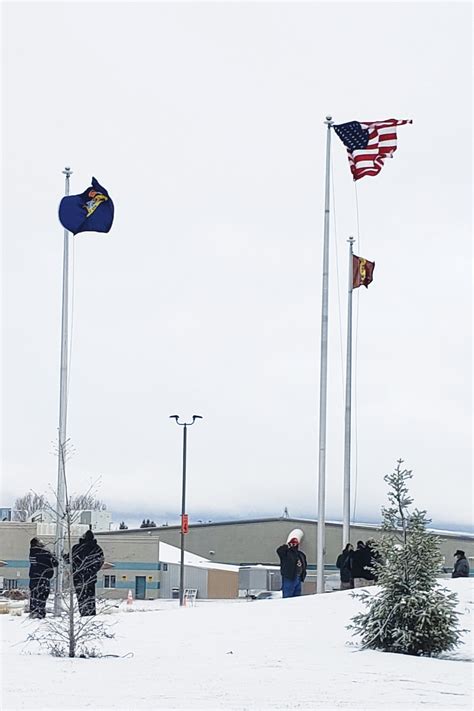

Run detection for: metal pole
[[170, 415, 202, 606], [179, 424, 187, 607], [316, 117, 333, 594], [54, 166, 72, 615], [342, 237, 355, 547]]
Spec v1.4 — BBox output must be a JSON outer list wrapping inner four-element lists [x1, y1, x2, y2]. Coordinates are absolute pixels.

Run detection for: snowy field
[[1, 579, 472, 711]]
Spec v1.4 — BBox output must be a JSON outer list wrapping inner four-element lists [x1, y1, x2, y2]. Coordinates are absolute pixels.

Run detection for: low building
[[155, 541, 238, 600], [1, 517, 471, 599], [117, 517, 474, 576], [94, 532, 238, 600], [27, 508, 112, 532], [0, 522, 238, 601]]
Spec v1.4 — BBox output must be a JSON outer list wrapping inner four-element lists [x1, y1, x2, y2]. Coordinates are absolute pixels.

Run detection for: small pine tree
[[350, 459, 463, 657], [119, 521, 128, 530], [140, 518, 156, 528]]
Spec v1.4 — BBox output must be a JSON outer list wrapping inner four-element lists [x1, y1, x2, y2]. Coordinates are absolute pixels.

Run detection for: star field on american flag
[[334, 119, 412, 181]]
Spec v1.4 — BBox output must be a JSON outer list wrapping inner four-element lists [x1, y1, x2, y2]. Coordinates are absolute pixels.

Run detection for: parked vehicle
[[248, 590, 282, 600]]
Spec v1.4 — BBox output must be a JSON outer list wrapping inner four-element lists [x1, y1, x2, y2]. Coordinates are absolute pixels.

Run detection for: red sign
[[181, 514, 189, 534]]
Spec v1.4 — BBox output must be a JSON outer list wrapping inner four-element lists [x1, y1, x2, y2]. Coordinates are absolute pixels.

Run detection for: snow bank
[[1, 579, 472, 710]]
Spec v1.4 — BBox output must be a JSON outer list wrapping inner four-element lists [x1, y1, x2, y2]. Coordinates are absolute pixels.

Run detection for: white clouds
[[1, 2, 472, 529]]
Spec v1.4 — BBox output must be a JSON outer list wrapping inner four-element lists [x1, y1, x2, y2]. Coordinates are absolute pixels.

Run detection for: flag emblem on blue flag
[[59, 177, 114, 234]]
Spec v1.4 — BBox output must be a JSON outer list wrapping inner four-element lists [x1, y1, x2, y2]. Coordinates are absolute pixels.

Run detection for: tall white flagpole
[[316, 116, 333, 594], [342, 237, 355, 546], [53, 166, 72, 616]]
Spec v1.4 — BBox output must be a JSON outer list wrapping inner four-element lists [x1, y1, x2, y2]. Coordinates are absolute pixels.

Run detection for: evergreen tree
[[349, 459, 463, 657], [119, 521, 128, 530], [140, 519, 156, 528]]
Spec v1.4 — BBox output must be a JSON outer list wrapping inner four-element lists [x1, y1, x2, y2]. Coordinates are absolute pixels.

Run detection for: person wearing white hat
[[276, 537, 307, 598]]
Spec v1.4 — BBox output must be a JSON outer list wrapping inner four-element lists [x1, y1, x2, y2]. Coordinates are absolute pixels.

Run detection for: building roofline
[[96, 516, 474, 539]]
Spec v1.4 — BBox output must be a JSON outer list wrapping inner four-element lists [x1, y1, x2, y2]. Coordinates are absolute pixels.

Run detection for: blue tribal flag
[[59, 177, 114, 234]]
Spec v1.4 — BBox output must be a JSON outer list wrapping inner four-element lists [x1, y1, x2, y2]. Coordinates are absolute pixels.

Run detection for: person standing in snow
[[351, 540, 375, 588], [452, 550, 470, 578], [336, 543, 354, 590], [276, 537, 307, 598], [28, 537, 58, 618], [70, 529, 104, 615]]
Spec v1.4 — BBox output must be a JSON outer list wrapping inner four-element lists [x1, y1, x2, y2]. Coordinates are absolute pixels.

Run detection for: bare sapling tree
[[27, 442, 115, 657], [14, 490, 106, 521], [13, 492, 48, 520], [69, 492, 107, 511]]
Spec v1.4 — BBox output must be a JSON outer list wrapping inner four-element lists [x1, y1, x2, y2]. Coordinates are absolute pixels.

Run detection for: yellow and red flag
[[353, 255, 375, 289]]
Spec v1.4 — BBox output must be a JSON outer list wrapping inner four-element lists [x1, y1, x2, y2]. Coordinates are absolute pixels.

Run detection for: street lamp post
[[170, 415, 202, 606]]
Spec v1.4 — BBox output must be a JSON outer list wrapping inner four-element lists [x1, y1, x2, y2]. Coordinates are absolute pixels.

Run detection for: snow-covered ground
[[1, 579, 472, 710]]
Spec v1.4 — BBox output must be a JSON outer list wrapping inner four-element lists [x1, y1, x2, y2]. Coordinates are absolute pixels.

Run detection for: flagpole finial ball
[[326, 115, 332, 122]]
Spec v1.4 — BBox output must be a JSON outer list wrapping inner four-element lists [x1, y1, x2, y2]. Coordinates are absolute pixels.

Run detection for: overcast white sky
[[1, 1, 472, 531]]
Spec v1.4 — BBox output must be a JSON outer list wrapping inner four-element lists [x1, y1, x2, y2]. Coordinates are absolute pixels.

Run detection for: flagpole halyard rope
[[67, 233, 76, 399], [352, 182, 361, 525], [354, 181, 361, 249], [330, 155, 346, 397], [352, 291, 360, 525]]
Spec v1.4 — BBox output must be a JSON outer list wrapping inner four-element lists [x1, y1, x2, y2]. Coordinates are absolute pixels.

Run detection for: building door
[[135, 576, 146, 600]]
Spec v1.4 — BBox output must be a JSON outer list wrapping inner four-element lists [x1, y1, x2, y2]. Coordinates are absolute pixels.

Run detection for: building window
[[4, 579, 18, 590], [104, 575, 116, 589], [162, 563, 168, 571], [0, 507, 12, 521]]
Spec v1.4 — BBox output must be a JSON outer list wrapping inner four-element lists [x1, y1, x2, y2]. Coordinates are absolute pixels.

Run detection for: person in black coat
[[452, 550, 470, 578], [336, 543, 354, 590], [71, 530, 104, 616], [276, 537, 307, 598], [351, 540, 375, 588], [28, 537, 58, 618], [365, 539, 382, 582]]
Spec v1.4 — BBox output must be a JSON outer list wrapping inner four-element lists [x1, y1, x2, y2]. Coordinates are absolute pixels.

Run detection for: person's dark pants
[[354, 578, 375, 588], [340, 580, 352, 590], [29, 578, 51, 617], [282, 576, 302, 598], [75, 579, 97, 616]]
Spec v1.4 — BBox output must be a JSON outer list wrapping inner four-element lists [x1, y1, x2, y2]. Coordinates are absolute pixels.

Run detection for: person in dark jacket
[[71, 530, 104, 615], [336, 543, 354, 590], [351, 540, 375, 588], [452, 550, 470, 578], [276, 537, 307, 598], [28, 537, 58, 618]]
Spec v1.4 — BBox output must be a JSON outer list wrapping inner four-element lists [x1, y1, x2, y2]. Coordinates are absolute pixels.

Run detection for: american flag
[[334, 119, 412, 181]]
